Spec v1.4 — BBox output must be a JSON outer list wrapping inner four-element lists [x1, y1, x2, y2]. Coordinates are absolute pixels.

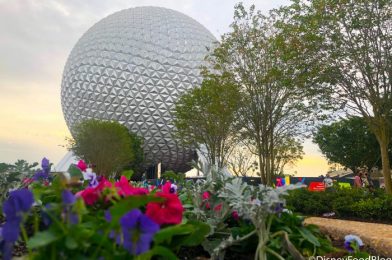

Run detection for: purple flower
[[1, 189, 34, 247], [62, 190, 76, 205], [104, 210, 112, 222], [2, 218, 21, 243], [344, 234, 363, 253], [120, 209, 159, 255], [69, 213, 79, 225], [82, 169, 99, 188], [169, 184, 178, 194], [0, 240, 12, 260], [33, 169, 49, 181], [42, 204, 53, 227], [41, 157, 50, 174], [3, 189, 34, 217]]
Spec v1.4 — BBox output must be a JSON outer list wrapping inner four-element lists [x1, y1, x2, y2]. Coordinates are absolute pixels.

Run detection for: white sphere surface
[[61, 6, 216, 172]]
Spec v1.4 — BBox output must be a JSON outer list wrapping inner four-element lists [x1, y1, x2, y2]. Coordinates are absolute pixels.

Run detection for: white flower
[[82, 168, 98, 188], [82, 168, 94, 180]]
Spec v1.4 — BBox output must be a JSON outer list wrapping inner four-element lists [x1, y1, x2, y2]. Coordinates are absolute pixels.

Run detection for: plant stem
[[265, 247, 285, 260], [34, 210, 39, 233], [20, 224, 32, 257]]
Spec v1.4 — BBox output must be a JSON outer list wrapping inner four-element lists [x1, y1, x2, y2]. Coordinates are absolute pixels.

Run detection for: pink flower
[[161, 182, 172, 193], [77, 160, 87, 172], [146, 192, 183, 225], [202, 191, 210, 200], [232, 211, 239, 221], [77, 177, 112, 206], [115, 176, 148, 196], [202, 191, 211, 209], [95, 177, 112, 192], [161, 182, 177, 194], [79, 188, 99, 205], [214, 203, 222, 212], [22, 178, 33, 186]]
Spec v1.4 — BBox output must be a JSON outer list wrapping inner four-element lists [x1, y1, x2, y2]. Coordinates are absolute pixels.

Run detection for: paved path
[[305, 217, 392, 257]]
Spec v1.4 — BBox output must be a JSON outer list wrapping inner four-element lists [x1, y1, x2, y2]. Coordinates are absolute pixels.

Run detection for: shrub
[[68, 119, 144, 177], [286, 187, 392, 222]]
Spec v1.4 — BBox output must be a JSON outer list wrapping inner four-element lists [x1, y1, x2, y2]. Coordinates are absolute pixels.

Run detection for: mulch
[[305, 217, 392, 257]]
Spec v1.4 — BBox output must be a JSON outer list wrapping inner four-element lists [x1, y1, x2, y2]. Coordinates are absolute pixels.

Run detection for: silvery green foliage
[[219, 179, 304, 222], [183, 178, 208, 219], [214, 180, 305, 259]]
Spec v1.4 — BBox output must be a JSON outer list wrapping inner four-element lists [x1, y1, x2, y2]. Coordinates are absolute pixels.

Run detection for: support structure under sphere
[[61, 6, 216, 172]]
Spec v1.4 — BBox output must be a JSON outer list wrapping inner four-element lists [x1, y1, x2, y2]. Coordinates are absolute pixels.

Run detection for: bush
[[68, 119, 144, 177], [286, 187, 392, 222]]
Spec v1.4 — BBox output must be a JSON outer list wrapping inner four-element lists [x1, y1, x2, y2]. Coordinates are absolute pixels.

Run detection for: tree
[[227, 145, 258, 177], [173, 71, 241, 171], [284, 0, 392, 192], [0, 163, 10, 173], [0, 159, 38, 203], [68, 119, 144, 177], [10, 160, 39, 173], [206, 3, 320, 185], [313, 117, 392, 171], [273, 137, 304, 176]]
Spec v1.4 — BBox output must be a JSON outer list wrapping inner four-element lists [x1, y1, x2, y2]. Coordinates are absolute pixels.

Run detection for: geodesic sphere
[[61, 6, 216, 172]]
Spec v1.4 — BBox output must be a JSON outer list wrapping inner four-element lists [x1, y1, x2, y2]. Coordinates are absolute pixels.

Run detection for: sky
[[0, 0, 330, 176]]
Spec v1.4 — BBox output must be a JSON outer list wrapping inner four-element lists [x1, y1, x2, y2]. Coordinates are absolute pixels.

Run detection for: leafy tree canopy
[[282, 0, 392, 192], [313, 117, 392, 171], [68, 119, 144, 177], [173, 71, 241, 169]]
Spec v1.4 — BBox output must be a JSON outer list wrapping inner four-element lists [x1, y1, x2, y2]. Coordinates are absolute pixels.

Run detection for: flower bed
[[0, 158, 371, 259]]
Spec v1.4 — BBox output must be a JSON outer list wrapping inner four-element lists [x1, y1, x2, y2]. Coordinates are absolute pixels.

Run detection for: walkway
[[305, 217, 392, 257]]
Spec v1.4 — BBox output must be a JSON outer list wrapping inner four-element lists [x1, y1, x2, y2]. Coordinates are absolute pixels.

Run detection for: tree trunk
[[379, 136, 392, 194], [258, 151, 266, 184]]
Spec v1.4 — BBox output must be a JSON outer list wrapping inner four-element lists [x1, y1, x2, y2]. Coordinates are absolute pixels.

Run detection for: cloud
[[4, 0, 329, 171]]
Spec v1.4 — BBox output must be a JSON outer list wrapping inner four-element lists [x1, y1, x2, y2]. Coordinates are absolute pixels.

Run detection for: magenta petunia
[[146, 192, 183, 225]]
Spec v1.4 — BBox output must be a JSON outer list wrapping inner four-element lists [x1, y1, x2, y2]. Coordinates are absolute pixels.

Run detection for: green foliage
[[15, 173, 210, 259], [180, 167, 335, 259], [173, 71, 241, 169], [68, 119, 144, 177], [205, 3, 321, 185], [313, 117, 392, 170], [283, 0, 392, 192], [154, 221, 210, 251], [0, 159, 38, 205], [161, 171, 185, 184], [286, 187, 392, 222], [268, 213, 335, 259]]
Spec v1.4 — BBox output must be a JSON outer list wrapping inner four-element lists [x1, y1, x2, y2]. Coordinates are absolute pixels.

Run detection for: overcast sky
[[0, 0, 329, 176]]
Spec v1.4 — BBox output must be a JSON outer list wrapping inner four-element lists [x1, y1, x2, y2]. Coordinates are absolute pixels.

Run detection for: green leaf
[[202, 238, 223, 255], [67, 164, 83, 178], [179, 221, 210, 247], [296, 227, 320, 247], [154, 225, 194, 245], [154, 221, 210, 249], [27, 230, 62, 249], [109, 195, 163, 224], [139, 246, 178, 260], [65, 235, 78, 250], [121, 169, 134, 179]]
